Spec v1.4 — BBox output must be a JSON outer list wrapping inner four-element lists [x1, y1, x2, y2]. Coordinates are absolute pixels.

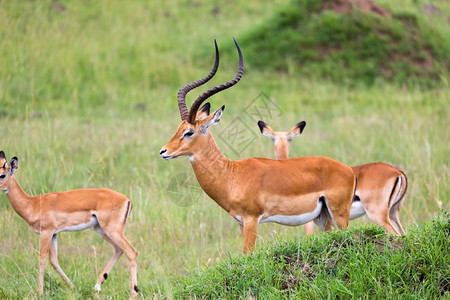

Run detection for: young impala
[[159, 39, 357, 253], [257, 120, 407, 235], [0, 151, 138, 298]]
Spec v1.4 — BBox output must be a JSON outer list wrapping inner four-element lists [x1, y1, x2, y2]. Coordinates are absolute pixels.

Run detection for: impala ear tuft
[[287, 121, 306, 140], [196, 102, 212, 121], [200, 102, 211, 115], [259, 121, 275, 139], [257, 121, 267, 133], [0, 151, 5, 159], [296, 121, 306, 133], [199, 106, 225, 134], [214, 106, 224, 122], [9, 157, 18, 175]]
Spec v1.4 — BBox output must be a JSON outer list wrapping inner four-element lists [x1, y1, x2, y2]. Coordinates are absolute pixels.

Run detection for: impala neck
[[4, 176, 36, 223], [189, 132, 233, 212], [275, 140, 289, 160]]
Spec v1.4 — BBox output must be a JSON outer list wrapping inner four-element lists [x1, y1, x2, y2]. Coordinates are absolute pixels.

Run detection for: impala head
[[160, 38, 244, 160], [257, 121, 306, 159], [0, 151, 18, 192]]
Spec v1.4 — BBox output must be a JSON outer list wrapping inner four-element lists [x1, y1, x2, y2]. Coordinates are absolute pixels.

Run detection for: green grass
[[173, 211, 449, 299], [0, 0, 449, 298]]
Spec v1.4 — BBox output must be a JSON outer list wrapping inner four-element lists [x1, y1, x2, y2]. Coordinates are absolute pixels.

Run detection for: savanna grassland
[[0, 0, 449, 298]]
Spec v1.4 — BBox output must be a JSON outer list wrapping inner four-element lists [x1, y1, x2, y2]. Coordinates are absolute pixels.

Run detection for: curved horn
[[178, 40, 220, 121], [187, 38, 244, 124]]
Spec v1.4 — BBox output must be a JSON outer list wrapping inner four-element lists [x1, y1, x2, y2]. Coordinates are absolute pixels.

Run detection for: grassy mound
[[240, 0, 449, 87], [172, 211, 449, 299]]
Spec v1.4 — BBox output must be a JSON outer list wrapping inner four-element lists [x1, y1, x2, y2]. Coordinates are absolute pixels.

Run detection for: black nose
[[160, 149, 167, 155]]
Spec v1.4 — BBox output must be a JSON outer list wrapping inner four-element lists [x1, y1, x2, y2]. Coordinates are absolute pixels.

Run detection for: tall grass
[[0, 0, 448, 298]]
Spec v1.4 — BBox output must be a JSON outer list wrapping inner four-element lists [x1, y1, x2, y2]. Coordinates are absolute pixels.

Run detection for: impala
[[258, 120, 407, 235], [159, 39, 357, 253], [0, 151, 138, 298]]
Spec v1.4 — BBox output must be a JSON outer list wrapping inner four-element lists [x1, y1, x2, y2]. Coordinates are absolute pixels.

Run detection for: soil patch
[[324, 0, 391, 17]]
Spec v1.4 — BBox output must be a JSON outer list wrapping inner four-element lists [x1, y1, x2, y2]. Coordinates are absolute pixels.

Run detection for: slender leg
[[332, 213, 350, 230], [93, 226, 123, 292], [102, 228, 138, 298], [367, 209, 399, 235], [49, 234, 74, 287], [389, 202, 406, 235], [241, 217, 258, 254], [325, 194, 352, 231], [304, 221, 315, 235], [37, 231, 53, 295]]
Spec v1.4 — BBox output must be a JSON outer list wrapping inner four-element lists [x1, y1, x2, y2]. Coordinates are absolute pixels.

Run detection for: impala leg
[[37, 231, 53, 295], [332, 214, 349, 230], [104, 229, 139, 298], [366, 209, 399, 235], [321, 197, 341, 231], [241, 217, 258, 254], [304, 221, 315, 235], [389, 202, 405, 235], [93, 226, 123, 292], [49, 234, 74, 287], [326, 192, 353, 231]]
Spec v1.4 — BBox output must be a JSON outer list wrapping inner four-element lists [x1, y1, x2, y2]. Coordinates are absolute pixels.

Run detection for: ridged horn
[[177, 40, 219, 121], [187, 38, 244, 124]]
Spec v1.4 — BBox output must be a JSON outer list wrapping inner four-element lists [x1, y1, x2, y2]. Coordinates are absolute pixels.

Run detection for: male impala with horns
[[160, 39, 356, 253]]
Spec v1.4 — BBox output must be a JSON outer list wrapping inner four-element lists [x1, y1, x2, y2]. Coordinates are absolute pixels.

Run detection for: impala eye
[[183, 130, 194, 138], [0, 174, 5, 179]]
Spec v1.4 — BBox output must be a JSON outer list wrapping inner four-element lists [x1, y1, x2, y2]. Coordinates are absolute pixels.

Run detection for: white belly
[[54, 215, 98, 234], [349, 200, 366, 220], [259, 200, 323, 226]]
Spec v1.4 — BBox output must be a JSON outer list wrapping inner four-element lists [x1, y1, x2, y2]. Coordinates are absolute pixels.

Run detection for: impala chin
[[160, 154, 174, 160], [160, 152, 189, 160]]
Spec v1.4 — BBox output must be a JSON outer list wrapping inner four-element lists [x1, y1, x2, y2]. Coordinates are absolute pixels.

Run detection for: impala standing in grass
[[159, 39, 357, 253], [258, 120, 407, 235], [0, 151, 139, 298]]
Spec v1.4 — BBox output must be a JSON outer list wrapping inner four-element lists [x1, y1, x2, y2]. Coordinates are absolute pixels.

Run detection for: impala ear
[[199, 105, 225, 134], [196, 102, 211, 121], [9, 157, 18, 175], [287, 121, 306, 140], [257, 120, 275, 139], [0, 151, 6, 169]]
